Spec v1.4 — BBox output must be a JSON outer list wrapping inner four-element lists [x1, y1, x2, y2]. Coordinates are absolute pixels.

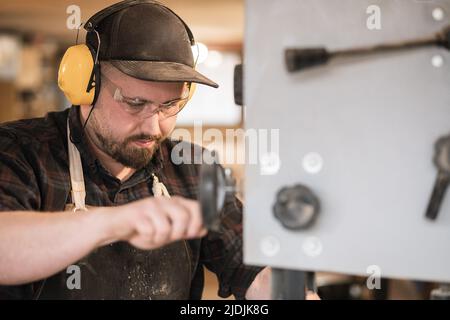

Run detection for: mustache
[[125, 134, 162, 144]]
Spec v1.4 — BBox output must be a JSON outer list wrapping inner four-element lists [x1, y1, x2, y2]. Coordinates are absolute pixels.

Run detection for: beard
[[86, 114, 164, 170]]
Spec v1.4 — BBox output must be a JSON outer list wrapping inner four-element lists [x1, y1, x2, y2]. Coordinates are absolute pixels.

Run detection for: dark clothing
[[0, 106, 262, 299]]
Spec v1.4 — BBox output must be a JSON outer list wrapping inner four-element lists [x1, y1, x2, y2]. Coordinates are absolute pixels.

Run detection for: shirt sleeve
[[199, 193, 264, 300], [0, 132, 40, 211], [0, 132, 42, 299]]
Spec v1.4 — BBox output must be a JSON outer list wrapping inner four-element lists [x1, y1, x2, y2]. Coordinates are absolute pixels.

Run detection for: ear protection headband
[[58, 0, 198, 106]]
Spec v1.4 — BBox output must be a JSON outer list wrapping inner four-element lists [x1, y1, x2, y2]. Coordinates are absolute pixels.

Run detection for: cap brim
[[110, 60, 219, 88]]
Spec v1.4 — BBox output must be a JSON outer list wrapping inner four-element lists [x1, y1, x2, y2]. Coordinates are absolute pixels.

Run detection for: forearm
[[0, 208, 116, 285], [246, 267, 272, 300]]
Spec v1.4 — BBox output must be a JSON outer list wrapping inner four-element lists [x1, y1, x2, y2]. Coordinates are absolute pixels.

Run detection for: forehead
[[101, 63, 187, 99]]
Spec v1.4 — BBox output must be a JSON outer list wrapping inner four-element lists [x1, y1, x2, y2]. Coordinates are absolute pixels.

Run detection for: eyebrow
[[122, 87, 189, 105], [102, 73, 189, 104]]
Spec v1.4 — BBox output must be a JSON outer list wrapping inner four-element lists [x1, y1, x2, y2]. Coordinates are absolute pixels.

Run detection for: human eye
[[124, 97, 147, 111], [128, 100, 146, 107], [162, 97, 187, 109], [161, 101, 178, 109]]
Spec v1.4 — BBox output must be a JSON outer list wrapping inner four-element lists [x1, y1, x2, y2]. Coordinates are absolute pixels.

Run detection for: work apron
[[35, 119, 192, 299]]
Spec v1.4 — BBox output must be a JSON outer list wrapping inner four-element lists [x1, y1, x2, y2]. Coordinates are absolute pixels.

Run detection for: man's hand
[[306, 291, 321, 300], [0, 196, 206, 285], [109, 196, 207, 250], [246, 267, 321, 300]]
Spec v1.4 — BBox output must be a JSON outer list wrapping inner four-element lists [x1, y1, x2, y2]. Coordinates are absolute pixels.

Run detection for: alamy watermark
[[66, 5, 81, 30], [66, 264, 81, 290], [366, 265, 382, 290], [366, 5, 381, 30], [170, 122, 280, 173]]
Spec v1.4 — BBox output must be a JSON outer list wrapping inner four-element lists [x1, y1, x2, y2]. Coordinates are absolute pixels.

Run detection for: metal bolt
[[303, 152, 324, 174], [260, 236, 280, 257], [260, 152, 281, 175], [432, 7, 445, 21], [302, 236, 323, 257], [431, 54, 444, 68]]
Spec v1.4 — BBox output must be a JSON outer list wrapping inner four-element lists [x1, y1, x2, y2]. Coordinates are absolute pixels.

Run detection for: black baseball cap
[[85, 0, 218, 88]]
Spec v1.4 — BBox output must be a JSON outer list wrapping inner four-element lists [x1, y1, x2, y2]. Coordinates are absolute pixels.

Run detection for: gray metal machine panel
[[244, 0, 450, 282]]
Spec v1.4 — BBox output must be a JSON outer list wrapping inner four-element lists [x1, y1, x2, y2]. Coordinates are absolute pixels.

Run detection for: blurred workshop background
[[0, 0, 438, 300]]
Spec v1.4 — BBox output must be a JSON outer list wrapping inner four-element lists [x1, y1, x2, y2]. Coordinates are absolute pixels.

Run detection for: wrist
[[85, 206, 127, 247]]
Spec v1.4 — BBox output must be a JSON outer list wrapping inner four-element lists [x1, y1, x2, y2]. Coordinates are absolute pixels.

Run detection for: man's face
[[82, 64, 187, 170]]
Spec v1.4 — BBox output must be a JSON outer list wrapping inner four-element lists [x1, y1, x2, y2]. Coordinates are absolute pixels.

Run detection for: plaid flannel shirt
[[0, 106, 262, 299]]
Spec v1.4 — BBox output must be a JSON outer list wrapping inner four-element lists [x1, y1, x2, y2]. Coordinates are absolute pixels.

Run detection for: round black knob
[[273, 185, 320, 230], [199, 161, 225, 231]]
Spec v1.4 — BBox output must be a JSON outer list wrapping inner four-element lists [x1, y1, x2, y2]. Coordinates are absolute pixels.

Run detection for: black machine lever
[[286, 24, 450, 72], [426, 135, 450, 221]]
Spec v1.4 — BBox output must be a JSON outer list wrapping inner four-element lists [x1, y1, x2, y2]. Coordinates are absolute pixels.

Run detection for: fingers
[[170, 197, 206, 238], [146, 202, 172, 244], [126, 196, 207, 250], [155, 197, 190, 241], [134, 214, 155, 240]]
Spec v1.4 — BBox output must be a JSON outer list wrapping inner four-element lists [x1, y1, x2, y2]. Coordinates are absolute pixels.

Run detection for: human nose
[[140, 102, 161, 119], [141, 110, 162, 136]]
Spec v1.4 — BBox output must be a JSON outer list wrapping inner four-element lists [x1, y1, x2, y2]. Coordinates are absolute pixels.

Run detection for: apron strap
[[67, 118, 87, 212], [152, 173, 171, 198]]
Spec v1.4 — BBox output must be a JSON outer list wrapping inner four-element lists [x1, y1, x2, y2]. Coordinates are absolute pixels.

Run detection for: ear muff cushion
[[58, 44, 96, 105]]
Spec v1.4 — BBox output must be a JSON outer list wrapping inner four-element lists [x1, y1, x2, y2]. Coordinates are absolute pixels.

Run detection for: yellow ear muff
[[58, 44, 96, 106]]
